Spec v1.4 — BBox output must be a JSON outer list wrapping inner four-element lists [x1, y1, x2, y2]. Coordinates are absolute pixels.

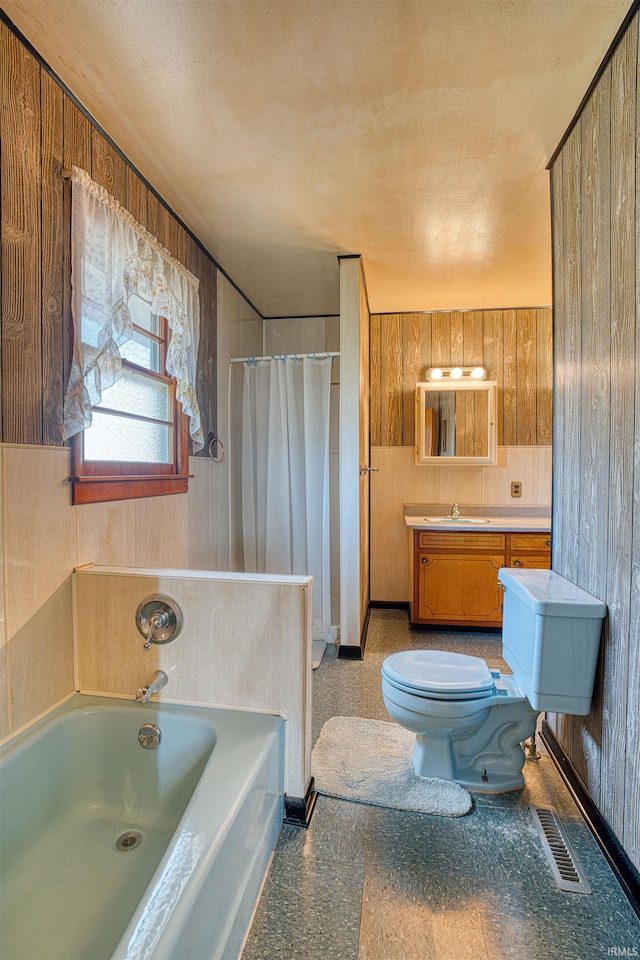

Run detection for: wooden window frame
[[70, 316, 191, 505]]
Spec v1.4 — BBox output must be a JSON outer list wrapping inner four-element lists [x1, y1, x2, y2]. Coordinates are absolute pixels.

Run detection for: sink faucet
[[136, 670, 168, 703], [451, 503, 460, 519]]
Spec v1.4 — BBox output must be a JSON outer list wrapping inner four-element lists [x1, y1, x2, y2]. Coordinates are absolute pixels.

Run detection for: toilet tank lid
[[498, 569, 607, 618]]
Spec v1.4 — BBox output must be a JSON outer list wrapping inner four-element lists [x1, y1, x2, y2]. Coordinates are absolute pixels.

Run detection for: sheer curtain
[[230, 357, 333, 641]]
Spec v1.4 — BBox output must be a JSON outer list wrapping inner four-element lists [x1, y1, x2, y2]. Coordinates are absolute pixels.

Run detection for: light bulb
[[471, 366, 486, 379], [450, 367, 462, 379], [429, 368, 443, 380]]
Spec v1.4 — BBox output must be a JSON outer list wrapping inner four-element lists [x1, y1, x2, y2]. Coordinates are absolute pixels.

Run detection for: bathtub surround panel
[[0, 448, 7, 740], [369, 307, 552, 449], [75, 566, 312, 798], [370, 445, 552, 602], [0, 445, 219, 741], [4, 446, 76, 729], [76, 455, 215, 569], [549, 9, 640, 872]]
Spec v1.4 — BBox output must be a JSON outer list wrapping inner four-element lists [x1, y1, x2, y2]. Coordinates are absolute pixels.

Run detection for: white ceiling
[[4, 0, 632, 316]]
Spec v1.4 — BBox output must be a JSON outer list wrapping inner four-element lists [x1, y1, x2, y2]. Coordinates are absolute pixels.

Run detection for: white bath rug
[[312, 640, 327, 670], [312, 716, 472, 817]]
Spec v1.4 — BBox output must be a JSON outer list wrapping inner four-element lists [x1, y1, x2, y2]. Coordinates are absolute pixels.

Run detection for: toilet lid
[[382, 650, 495, 697]]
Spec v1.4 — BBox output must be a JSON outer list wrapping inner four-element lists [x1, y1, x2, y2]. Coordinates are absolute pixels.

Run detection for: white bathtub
[[0, 695, 284, 960]]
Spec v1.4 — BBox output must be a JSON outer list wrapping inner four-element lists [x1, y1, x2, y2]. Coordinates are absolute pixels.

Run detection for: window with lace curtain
[[62, 167, 202, 504]]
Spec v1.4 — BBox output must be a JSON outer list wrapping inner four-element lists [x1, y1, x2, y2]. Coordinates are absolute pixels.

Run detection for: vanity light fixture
[[426, 366, 487, 381]]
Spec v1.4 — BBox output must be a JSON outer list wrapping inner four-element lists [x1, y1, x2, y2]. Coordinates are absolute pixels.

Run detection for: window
[[71, 297, 189, 504], [62, 166, 203, 504]]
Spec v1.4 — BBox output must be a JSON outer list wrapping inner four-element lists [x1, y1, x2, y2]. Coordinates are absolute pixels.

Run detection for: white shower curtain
[[229, 357, 332, 641]]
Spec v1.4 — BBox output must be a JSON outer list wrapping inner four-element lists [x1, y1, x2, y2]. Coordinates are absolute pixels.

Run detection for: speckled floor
[[242, 609, 640, 960]]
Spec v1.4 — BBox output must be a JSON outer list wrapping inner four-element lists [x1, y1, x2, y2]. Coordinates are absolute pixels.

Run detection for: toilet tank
[[498, 569, 606, 715]]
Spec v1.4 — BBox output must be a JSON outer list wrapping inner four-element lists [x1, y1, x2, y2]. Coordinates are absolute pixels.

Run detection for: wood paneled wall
[[370, 308, 552, 447], [549, 11, 639, 872], [0, 21, 216, 452]]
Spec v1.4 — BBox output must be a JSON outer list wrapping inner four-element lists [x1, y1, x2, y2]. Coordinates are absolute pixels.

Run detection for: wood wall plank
[[146, 191, 159, 240], [536, 308, 553, 444], [91, 127, 126, 203], [516, 308, 536, 445], [501, 309, 517, 446], [551, 9, 640, 873], [602, 19, 636, 843], [40, 71, 65, 445], [482, 309, 503, 444], [369, 314, 381, 446], [125, 166, 148, 228], [401, 312, 431, 446], [624, 9, 640, 868], [379, 314, 402, 446], [1, 26, 42, 444]]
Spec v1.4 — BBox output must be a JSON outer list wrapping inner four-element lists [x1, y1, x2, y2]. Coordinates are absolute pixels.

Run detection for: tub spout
[[136, 670, 168, 703]]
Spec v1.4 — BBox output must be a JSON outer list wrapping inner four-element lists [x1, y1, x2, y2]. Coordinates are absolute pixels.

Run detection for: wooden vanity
[[408, 522, 551, 629]]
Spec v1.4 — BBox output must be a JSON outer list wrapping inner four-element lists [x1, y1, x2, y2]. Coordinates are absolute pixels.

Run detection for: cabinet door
[[417, 553, 504, 623]]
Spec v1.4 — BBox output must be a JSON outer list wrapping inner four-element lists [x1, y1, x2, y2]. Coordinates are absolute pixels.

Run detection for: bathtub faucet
[[136, 670, 168, 703]]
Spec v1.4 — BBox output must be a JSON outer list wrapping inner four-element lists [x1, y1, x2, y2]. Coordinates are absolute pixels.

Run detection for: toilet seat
[[381, 650, 496, 701]]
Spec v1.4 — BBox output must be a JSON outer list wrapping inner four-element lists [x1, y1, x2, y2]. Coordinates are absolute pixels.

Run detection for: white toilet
[[381, 568, 606, 793]]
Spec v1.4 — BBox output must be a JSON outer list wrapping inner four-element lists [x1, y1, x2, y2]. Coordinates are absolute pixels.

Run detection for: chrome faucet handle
[[451, 503, 460, 519]]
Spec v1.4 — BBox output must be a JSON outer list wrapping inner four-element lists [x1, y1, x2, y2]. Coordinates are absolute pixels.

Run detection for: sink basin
[[421, 517, 490, 524]]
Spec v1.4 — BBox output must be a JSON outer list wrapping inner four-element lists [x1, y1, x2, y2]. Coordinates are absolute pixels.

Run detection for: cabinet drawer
[[417, 531, 505, 551], [509, 533, 551, 551], [508, 555, 551, 569]]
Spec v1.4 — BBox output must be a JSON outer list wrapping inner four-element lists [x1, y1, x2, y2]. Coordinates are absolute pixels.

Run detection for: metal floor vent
[[529, 805, 591, 894]]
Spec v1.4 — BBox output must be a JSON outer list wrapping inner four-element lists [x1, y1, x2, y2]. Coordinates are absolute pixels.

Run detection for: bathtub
[[0, 695, 284, 960]]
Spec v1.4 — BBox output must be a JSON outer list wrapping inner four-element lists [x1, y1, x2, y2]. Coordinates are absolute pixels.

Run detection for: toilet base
[[410, 700, 540, 794]]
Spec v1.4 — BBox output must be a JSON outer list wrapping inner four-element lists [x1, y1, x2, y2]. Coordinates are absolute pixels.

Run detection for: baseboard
[[337, 644, 363, 660], [337, 605, 373, 660], [369, 601, 410, 610], [283, 777, 318, 828], [540, 720, 640, 921]]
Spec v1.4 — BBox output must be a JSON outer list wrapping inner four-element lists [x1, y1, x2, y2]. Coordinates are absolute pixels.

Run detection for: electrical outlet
[[511, 481, 522, 498]]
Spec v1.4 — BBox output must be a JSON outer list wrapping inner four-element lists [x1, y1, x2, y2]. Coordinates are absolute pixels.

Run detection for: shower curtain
[[229, 356, 333, 642]]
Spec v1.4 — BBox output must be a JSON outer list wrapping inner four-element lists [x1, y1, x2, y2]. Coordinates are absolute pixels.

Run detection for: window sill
[[70, 474, 192, 505]]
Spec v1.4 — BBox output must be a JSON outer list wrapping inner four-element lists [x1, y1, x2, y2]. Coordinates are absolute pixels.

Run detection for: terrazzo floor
[[242, 609, 640, 960]]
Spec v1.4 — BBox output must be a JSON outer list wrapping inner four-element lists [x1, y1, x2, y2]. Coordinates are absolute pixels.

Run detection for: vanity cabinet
[[410, 529, 551, 628]]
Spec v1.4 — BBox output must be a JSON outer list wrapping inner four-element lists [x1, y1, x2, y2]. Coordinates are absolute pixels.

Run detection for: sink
[[421, 517, 490, 524]]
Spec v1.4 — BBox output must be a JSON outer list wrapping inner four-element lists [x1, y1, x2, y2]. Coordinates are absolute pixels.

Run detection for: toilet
[[381, 568, 606, 793]]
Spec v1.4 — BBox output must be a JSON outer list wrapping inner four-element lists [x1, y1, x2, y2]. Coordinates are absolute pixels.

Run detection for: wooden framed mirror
[[415, 380, 498, 465]]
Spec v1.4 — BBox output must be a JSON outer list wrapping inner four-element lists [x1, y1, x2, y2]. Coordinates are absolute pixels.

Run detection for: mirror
[[415, 380, 497, 465]]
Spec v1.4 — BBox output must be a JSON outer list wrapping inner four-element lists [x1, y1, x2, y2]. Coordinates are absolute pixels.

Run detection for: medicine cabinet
[[415, 380, 498, 465]]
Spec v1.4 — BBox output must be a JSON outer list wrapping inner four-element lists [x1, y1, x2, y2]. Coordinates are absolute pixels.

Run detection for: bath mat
[[312, 639, 327, 670], [312, 716, 472, 817]]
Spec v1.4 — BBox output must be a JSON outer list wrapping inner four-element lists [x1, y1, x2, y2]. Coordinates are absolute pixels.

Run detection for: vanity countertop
[[405, 515, 551, 532]]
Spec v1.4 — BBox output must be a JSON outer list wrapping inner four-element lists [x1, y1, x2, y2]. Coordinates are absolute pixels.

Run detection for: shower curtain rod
[[230, 351, 340, 363]]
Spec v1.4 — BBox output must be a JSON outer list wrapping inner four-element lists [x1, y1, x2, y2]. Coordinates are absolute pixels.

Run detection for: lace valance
[[62, 166, 203, 451]]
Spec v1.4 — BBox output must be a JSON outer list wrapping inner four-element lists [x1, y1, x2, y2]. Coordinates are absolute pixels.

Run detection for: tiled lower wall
[[0, 443, 219, 740], [370, 444, 552, 601]]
